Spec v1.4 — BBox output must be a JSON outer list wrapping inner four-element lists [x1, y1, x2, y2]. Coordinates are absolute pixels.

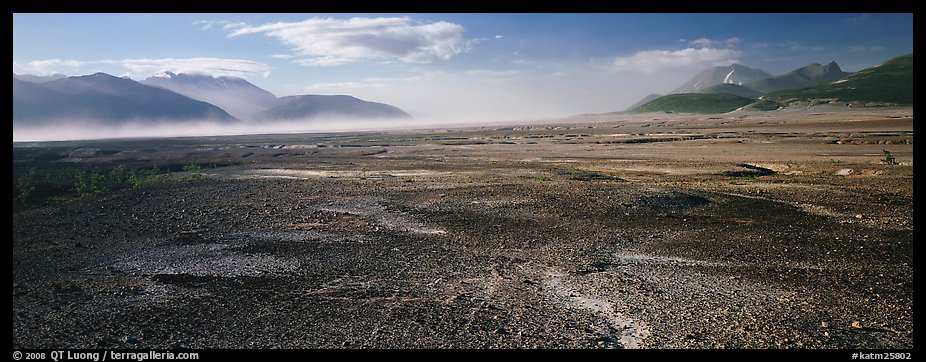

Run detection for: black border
[[9, 1, 919, 13]]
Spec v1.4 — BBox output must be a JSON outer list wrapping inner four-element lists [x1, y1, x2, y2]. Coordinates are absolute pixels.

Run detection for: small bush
[[74, 169, 108, 195], [182, 163, 203, 180], [108, 165, 128, 185], [128, 166, 172, 188], [882, 150, 897, 165]]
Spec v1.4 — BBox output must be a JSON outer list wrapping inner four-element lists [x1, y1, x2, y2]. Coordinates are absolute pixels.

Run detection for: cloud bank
[[606, 47, 742, 73], [116, 58, 270, 78], [226, 17, 468, 66], [13, 57, 270, 79], [689, 37, 741, 48], [13, 59, 81, 76]]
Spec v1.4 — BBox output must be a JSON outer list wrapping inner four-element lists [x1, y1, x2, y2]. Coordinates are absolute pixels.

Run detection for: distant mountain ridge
[[13, 73, 67, 83], [142, 72, 280, 121], [765, 54, 912, 105], [141, 72, 411, 122], [256, 95, 411, 121], [13, 73, 236, 125], [744, 61, 851, 93], [671, 64, 772, 94], [13, 71, 413, 125], [626, 54, 910, 114]]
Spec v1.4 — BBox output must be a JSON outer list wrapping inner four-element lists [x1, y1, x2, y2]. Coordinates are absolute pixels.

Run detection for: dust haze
[[12, 115, 557, 142]]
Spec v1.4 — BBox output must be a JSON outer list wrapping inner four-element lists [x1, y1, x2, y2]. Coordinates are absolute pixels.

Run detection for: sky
[[13, 13, 914, 122]]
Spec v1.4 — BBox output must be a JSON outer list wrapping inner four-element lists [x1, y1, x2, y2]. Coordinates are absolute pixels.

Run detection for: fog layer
[[12, 115, 555, 142]]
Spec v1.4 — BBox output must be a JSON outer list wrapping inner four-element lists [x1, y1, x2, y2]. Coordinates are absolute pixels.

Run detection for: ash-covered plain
[[13, 109, 913, 349]]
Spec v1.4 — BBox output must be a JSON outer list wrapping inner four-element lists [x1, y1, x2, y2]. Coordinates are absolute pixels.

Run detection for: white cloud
[[193, 20, 245, 31], [690, 37, 740, 48], [605, 47, 742, 73], [14, 57, 270, 79], [226, 17, 468, 66], [14, 59, 80, 75], [689, 38, 715, 48], [463, 37, 489, 50], [292, 56, 355, 67], [269, 54, 294, 59], [111, 57, 270, 78], [495, 35, 504, 39]]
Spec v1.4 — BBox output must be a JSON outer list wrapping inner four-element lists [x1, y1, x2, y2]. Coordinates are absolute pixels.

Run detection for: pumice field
[[13, 109, 913, 349]]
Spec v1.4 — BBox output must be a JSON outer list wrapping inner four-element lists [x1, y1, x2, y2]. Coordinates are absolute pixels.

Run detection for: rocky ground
[[12, 109, 913, 349]]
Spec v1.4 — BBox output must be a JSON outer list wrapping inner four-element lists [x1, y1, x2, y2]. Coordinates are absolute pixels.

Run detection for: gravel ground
[[12, 110, 913, 349]]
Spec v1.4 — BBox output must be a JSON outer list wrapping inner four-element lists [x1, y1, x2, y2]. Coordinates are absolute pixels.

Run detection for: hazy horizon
[[12, 115, 570, 142]]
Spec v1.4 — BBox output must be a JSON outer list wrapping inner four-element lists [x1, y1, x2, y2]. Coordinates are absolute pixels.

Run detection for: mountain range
[[13, 73, 67, 83], [744, 61, 851, 94], [141, 72, 280, 121], [764, 54, 912, 105], [13, 73, 236, 125], [626, 53, 912, 114], [13, 72, 411, 126], [671, 64, 772, 94]]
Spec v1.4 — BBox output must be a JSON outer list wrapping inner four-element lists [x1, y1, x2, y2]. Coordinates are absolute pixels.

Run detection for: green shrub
[[128, 166, 172, 188], [108, 165, 128, 185], [882, 150, 897, 165], [182, 163, 203, 180], [16, 167, 36, 205], [73, 169, 107, 195]]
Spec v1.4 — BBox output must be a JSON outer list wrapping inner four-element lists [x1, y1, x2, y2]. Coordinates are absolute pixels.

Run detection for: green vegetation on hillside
[[766, 54, 912, 105], [747, 99, 782, 111], [623, 93, 662, 112], [630, 93, 755, 114], [700, 83, 762, 98]]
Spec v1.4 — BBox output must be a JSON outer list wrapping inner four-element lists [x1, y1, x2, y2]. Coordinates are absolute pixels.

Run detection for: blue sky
[[13, 13, 913, 120]]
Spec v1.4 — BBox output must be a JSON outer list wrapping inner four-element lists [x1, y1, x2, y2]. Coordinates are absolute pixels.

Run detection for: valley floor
[[12, 108, 913, 349]]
